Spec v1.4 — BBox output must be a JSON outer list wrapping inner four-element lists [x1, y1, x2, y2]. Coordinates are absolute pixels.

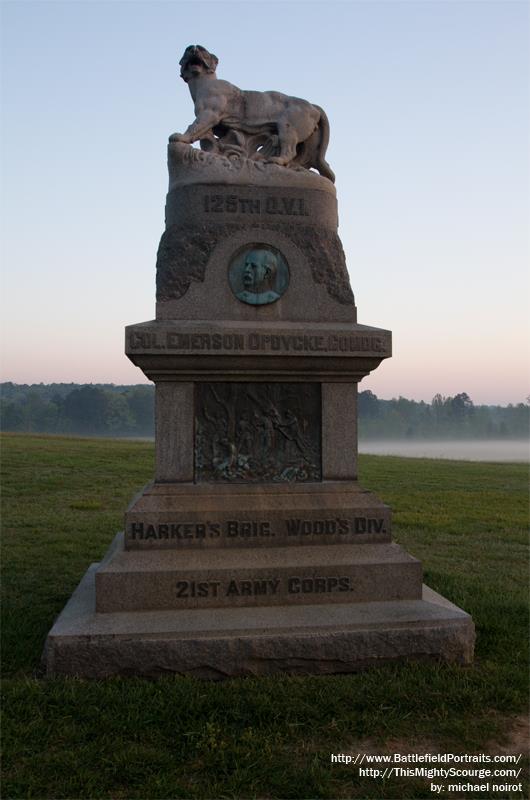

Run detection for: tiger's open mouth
[[181, 55, 208, 80], [179, 45, 213, 80]]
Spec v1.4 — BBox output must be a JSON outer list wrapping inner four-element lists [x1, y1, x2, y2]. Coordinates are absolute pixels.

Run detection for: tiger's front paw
[[169, 132, 191, 144]]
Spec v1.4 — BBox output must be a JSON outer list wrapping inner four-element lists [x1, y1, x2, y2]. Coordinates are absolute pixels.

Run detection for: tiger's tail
[[314, 105, 335, 183]]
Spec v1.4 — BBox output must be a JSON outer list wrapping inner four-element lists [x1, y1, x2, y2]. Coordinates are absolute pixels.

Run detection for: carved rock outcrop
[[157, 223, 354, 306]]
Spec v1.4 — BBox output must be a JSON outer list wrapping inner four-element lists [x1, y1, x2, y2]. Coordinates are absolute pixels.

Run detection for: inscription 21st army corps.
[[176, 575, 354, 599]]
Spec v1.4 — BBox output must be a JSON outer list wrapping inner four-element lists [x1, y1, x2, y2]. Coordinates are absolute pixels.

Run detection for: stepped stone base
[[43, 562, 475, 679], [124, 481, 392, 550], [95, 532, 422, 613]]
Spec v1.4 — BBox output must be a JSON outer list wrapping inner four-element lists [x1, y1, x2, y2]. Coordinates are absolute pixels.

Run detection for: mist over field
[[359, 439, 529, 462], [1, 383, 528, 461]]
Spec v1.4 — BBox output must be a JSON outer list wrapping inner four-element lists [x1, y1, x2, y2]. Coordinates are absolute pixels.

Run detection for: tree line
[[0, 383, 154, 436], [0, 383, 528, 439], [358, 390, 528, 439]]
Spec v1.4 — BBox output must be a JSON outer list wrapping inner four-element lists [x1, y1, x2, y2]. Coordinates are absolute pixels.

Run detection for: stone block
[[124, 481, 392, 549], [43, 563, 475, 679], [95, 533, 422, 613], [164, 182, 338, 231], [125, 319, 392, 383], [156, 219, 357, 323], [155, 382, 194, 482], [322, 382, 357, 480]]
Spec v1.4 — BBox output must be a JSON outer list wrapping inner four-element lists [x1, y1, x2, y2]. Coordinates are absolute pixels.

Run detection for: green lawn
[[1, 434, 528, 799]]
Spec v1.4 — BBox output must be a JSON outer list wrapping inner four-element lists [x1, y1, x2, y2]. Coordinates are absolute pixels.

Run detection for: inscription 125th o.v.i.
[[203, 195, 310, 216]]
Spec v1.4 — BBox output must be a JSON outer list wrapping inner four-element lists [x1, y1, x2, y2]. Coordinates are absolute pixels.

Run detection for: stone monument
[[43, 46, 474, 677]]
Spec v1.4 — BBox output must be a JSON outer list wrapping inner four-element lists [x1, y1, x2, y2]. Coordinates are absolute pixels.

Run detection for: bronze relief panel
[[195, 382, 321, 483]]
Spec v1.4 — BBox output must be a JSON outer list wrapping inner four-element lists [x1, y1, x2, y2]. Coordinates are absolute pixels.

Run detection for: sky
[[1, 0, 528, 404]]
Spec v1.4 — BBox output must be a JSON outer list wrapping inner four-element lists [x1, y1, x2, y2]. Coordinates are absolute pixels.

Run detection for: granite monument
[[43, 46, 475, 678]]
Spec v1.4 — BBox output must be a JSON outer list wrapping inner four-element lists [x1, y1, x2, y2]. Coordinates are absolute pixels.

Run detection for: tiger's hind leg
[[266, 120, 299, 166]]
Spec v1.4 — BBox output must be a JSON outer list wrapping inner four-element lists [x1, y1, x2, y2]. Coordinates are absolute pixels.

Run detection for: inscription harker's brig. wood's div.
[[43, 45, 475, 678]]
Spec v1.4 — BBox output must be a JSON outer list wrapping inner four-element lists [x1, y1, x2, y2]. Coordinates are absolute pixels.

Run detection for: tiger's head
[[179, 45, 218, 83]]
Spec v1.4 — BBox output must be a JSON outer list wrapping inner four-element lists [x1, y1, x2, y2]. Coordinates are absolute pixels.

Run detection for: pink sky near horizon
[[2, 320, 527, 406]]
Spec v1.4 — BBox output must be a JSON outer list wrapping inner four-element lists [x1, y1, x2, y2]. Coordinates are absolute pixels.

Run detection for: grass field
[[1, 433, 529, 799]]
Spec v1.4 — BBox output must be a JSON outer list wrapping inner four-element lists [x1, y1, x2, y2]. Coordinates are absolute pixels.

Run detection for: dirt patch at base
[[493, 714, 529, 755], [350, 713, 529, 758]]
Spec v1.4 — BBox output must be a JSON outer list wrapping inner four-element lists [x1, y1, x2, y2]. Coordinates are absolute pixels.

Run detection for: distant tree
[[449, 392, 474, 420], [0, 399, 24, 430], [358, 390, 380, 418], [126, 386, 154, 432], [105, 393, 134, 433], [0, 382, 18, 401], [63, 386, 110, 433], [431, 393, 447, 424]]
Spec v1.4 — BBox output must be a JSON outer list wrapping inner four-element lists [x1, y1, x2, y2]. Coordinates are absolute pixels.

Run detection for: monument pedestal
[[44, 561, 473, 679], [43, 125, 475, 677]]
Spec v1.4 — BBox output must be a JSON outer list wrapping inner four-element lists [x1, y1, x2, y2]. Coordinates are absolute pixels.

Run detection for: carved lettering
[[129, 330, 388, 355], [298, 198, 310, 216], [165, 332, 244, 351], [128, 332, 166, 350], [128, 517, 385, 543], [285, 517, 386, 536], [327, 335, 384, 353], [170, 574, 366, 601], [176, 580, 221, 598], [285, 518, 349, 536], [288, 576, 353, 594], [225, 579, 280, 597], [129, 521, 222, 540], [201, 194, 309, 217], [265, 197, 279, 214], [226, 520, 272, 537], [236, 198, 261, 213], [246, 333, 383, 353]]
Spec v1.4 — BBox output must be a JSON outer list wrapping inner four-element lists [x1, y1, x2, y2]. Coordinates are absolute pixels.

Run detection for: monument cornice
[[126, 319, 391, 381]]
